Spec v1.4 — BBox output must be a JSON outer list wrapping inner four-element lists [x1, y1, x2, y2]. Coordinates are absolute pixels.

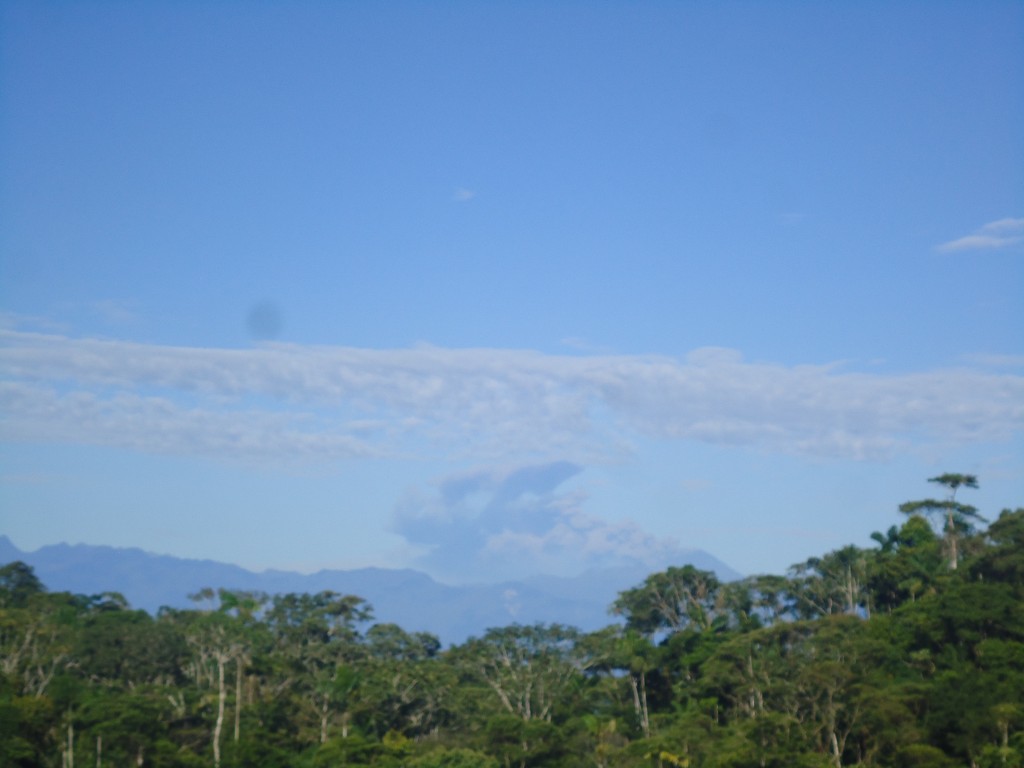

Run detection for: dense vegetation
[[2, 475, 1022, 768]]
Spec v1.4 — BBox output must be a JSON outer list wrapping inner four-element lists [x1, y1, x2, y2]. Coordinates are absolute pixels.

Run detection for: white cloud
[[980, 218, 1024, 235], [1, 329, 1022, 464], [391, 461, 685, 581], [936, 217, 1024, 252], [0, 381, 378, 462], [453, 187, 476, 202]]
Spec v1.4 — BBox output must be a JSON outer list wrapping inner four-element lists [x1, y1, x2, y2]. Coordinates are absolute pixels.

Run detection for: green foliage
[[971, 508, 1024, 584], [0, 680, 54, 766], [406, 746, 500, 768], [0, 561, 45, 608], [899, 472, 984, 570], [868, 515, 944, 612], [895, 743, 960, 768], [612, 565, 721, 635], [1, 474, 1019, 767]]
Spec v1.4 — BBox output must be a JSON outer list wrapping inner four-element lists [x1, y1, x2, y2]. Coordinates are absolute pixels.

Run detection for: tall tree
[[899, 473, 983, 570], [267, 591, 371, 746], [356, 623, 449, 739], [789, 545, 870, 619], [968, 508, 1024, 585], [0, 562, 45, 608], [457, 624, 583, 725], [867, 516, 943, 612], [612, 565, 721, 637], [216, 589, 268, 746], [185, 611, 239, 768]]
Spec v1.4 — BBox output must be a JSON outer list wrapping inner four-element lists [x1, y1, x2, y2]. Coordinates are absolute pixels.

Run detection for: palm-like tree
[[899, 473, 983, 570]]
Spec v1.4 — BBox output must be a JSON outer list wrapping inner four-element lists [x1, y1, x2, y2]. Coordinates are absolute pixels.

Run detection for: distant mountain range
[[0, 535, 740, 645]]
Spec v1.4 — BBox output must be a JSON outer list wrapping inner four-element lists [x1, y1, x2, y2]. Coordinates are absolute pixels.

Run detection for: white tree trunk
[[629, 673, 651, 738], [947, 511, 959, 570], [320, 698, 329, 744], [234, 659, 242, 743], [213, 655, 226, 768]]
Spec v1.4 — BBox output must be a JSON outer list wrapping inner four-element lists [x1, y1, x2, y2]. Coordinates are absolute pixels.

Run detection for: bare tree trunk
[[629, 673, 651, 738], [830, 730, 842, 768], [234, 659, 242, 743], [320, 698, 329, 744], [96, 735, 101, 768], [213, 655, 226, 768], [947, 511, 959, 570], [67, 720, 74, 768]]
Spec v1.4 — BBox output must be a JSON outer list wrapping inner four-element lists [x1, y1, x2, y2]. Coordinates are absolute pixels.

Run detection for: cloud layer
[[392, 461, 687, 582], [2, 329, 1022, 464]]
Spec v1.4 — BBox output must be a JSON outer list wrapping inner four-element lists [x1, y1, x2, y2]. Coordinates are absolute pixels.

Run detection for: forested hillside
[[2, 476, 1022, 768]]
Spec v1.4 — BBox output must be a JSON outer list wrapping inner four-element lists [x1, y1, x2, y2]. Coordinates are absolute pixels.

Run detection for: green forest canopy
[[2, 476, 1022, 768]]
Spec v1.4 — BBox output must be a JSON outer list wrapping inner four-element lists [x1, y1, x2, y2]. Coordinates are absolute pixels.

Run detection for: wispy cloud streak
[[936, 217, 1024, 252], [1, 330, 1022, 463]]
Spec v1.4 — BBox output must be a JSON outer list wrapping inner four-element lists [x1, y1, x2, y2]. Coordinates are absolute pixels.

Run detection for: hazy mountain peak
[[0, 536, 738, 645]]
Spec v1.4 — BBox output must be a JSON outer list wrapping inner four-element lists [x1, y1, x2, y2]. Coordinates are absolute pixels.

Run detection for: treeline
[[1, 475, 1022, 768]]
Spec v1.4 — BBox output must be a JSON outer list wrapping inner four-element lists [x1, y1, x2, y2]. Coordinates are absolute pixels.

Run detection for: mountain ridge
[[0, 534, 741, 644]]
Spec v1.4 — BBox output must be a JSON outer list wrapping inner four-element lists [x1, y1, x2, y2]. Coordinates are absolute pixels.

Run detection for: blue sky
[[1, 1, 1022, 584]]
